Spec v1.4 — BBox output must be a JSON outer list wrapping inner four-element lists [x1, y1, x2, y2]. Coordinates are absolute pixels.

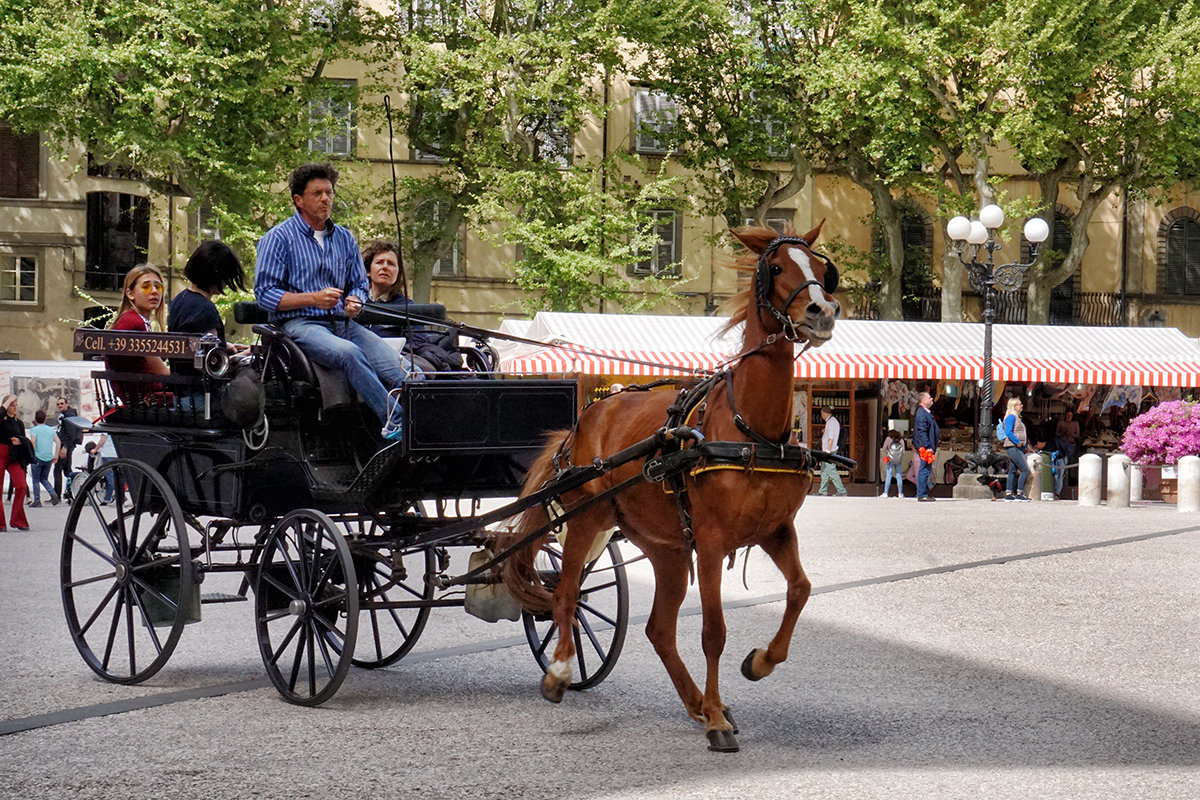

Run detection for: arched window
[[873, 201, 934, 320], [1047, 210, 1079, 324], [1164, 218, 1200, 295]]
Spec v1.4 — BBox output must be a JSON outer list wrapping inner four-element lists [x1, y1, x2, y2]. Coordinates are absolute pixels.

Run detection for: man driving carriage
[[254, 163, 414, 440]]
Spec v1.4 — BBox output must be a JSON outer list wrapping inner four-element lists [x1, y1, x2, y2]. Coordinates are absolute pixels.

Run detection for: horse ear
[[801, 219, 826, 246], [729, 226, 778, 254]]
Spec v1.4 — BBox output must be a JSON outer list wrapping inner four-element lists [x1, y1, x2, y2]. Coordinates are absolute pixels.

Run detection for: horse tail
[[499, 430, 569, 615]]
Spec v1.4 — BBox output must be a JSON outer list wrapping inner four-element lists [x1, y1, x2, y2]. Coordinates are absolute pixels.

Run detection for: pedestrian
[[53, 396, 80, 498], [881, 429, 906, 498], [28, 409, 60, 507], [1054, 409, 1080, 461], [913, 391, 940, 502], [0, 394, 31, 530], [1000, 396, 1032, 502], [95, 432, 118, 505], [254, 162, 415, 441], [816, 406, 848, 497]]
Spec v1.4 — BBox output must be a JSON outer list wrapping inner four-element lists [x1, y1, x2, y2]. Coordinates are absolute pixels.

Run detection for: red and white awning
[[495, 313, 1200, 387]]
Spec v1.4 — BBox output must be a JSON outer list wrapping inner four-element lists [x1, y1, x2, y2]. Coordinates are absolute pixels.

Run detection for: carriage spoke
[[572, 622, 588, 679], [67, 525, 120, 567], [576, 599, 618, 628], [269, 618, 305, 667]]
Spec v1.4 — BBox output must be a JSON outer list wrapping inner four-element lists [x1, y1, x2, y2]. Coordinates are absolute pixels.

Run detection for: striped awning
[[496, 313, 1200, 387]]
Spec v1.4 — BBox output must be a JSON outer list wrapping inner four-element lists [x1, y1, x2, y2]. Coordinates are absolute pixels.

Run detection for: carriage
[[61, 301, 632, 706], [60, 225, 849, 751]]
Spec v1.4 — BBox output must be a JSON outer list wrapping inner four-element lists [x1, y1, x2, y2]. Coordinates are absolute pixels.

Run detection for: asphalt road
[[0, 495, 1197, 799]]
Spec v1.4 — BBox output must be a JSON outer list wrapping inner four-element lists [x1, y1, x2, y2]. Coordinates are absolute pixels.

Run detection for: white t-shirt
[[821, 415, 840, 453], [312, 227, 327, 250]]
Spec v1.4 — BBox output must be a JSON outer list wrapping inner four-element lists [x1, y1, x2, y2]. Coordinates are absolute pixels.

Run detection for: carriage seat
[[234, 302, 355, 410]]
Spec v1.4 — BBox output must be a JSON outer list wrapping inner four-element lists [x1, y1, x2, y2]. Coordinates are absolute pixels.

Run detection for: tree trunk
[[940, 243, 962, 321], [868, 182, 904, 320]]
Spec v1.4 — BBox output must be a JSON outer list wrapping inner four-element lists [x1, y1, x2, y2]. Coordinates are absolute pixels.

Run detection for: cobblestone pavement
[[0, 495, 1197, 799]]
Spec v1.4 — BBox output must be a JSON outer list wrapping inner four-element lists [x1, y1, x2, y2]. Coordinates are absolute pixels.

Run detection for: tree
[[1005, 0, 1200, 323], [0, 0, 368, 251], [383, 0, 677, 310]]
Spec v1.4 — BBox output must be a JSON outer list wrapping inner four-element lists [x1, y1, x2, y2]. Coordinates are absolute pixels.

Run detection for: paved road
[[1, 495, 1197, 799]]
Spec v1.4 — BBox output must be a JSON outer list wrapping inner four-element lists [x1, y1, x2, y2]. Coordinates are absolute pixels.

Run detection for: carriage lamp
[[947, 205, 1049, 473]]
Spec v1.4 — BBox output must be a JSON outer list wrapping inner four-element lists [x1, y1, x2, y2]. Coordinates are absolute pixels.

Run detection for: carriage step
[[200, 592, 247, 604]]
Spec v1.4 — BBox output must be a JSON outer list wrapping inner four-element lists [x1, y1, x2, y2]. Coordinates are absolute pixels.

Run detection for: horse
[[499, 222, 840, 752]]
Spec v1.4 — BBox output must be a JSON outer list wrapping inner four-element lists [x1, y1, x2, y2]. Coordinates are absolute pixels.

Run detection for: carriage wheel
[[350, 546, 436, 669], [253, 509, 358, 706], [60, 459, 193, 684], [522, 539, 629, 690]]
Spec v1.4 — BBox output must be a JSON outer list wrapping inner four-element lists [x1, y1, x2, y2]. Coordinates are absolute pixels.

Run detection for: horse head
[[731, 221, 840, 346]]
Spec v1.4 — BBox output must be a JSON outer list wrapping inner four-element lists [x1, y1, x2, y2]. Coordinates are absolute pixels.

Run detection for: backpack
[[995, 419, 1008, 444], [885, 438, 904, 464]]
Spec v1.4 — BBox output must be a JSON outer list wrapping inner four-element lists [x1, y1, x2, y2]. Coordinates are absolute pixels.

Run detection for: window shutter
[[0, 124, 38, 198]]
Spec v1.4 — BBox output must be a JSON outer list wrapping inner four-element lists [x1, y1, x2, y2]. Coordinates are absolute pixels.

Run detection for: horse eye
[[770, 264, 782, 276]]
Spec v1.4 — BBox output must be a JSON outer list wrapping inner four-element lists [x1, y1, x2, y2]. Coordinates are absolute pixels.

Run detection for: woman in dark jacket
[[0, 394, 31, 531]]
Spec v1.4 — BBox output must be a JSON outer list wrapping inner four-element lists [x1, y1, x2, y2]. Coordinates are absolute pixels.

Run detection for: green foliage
[[0, 0, 370, 253]]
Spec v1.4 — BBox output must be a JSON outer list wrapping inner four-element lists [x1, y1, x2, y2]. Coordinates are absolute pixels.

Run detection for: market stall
[[498, 313, 1200, 487]]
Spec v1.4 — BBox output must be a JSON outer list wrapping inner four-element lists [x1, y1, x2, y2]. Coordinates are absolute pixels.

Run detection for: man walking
[[913, 391, 940, 502], [53, 396, 79, 498], [255, 163, 413, 439], [817, 406, 848, 497]]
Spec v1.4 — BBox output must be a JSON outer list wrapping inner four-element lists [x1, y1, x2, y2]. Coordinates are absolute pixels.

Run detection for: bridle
[[754, 236, 839, 341]]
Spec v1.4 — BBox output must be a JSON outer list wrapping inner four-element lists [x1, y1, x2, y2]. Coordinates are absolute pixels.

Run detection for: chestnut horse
[[500, 223, 839, 752]]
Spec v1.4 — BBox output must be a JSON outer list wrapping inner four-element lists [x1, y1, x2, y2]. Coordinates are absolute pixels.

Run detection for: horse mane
[[717, 225, 796, 338]]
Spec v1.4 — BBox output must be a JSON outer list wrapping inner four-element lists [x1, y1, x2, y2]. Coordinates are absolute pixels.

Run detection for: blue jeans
[[101, 456, 115, 503], [917, 457, 934, 498], [883, 462, 903, 497], [1006, 445, 1029, 494], [283, 317, 414, 424], [31, 459, 55, 502]]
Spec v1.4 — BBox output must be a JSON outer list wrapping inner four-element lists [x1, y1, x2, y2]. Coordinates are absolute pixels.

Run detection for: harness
[[546, 235, 853, 551], [754, 236, 839, 341]]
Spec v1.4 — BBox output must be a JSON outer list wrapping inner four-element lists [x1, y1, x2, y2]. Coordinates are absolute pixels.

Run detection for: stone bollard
[[1078, 453, 1102, 506], [1027, 453, 1043, 502], [1107, 453, 1131, 508], [1178, 455, 1200, 513], [1130, 464, 1143, 502]]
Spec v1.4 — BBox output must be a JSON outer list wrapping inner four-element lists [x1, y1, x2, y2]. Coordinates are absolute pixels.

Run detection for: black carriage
[[61, 305, 630, 705]]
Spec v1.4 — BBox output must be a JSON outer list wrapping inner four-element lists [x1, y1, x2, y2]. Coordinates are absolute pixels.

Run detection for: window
[[633, 210, 682, 276], [634, 88, 677, 155], [1164, 218, 1200, 295], [759, 116, 790, 161], [399, 0, 455, 32], [409, 87, 456, 162], [0, 255, 37, 304], [86, 192, 150, 292], [0, 123, 38, 198], [192, 201, 221, 243], [430, 201, 462, 277], [873, 203, 934, 320], [309, 81, 356, 157], [743, 210, 792, 235], [1048, 210, 1077, 324], [521, 108, 571, 167]]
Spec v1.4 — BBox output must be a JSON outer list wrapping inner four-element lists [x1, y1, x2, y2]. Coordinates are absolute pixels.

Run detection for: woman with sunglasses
[[105, 263, 170, 401]]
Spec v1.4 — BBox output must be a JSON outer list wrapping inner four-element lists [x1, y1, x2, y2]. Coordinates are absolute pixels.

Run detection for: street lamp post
[[947, 205, 1050, 473]]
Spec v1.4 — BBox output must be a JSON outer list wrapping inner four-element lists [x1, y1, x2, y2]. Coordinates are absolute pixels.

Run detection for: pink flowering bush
[[1121, 400, 1200, 464]]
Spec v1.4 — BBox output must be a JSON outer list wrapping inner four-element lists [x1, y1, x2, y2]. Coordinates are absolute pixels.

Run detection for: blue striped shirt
[[254, 211, 368, 322]]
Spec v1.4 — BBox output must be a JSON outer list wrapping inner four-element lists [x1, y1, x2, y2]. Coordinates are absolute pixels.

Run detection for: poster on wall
[[0, 362, 100, 425]]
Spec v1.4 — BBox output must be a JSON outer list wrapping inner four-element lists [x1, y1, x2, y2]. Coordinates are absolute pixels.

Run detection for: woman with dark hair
[[362, 239, 450, 372], [0, 394, 31, 531], [168, 241, 250, 371]]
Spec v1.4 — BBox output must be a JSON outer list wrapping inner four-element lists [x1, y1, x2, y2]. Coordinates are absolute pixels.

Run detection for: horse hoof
[[541, 675, 567, 703], [741, 649, 764, 681], [723, 707, 739, 735], [706, 728, 740, 753]]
